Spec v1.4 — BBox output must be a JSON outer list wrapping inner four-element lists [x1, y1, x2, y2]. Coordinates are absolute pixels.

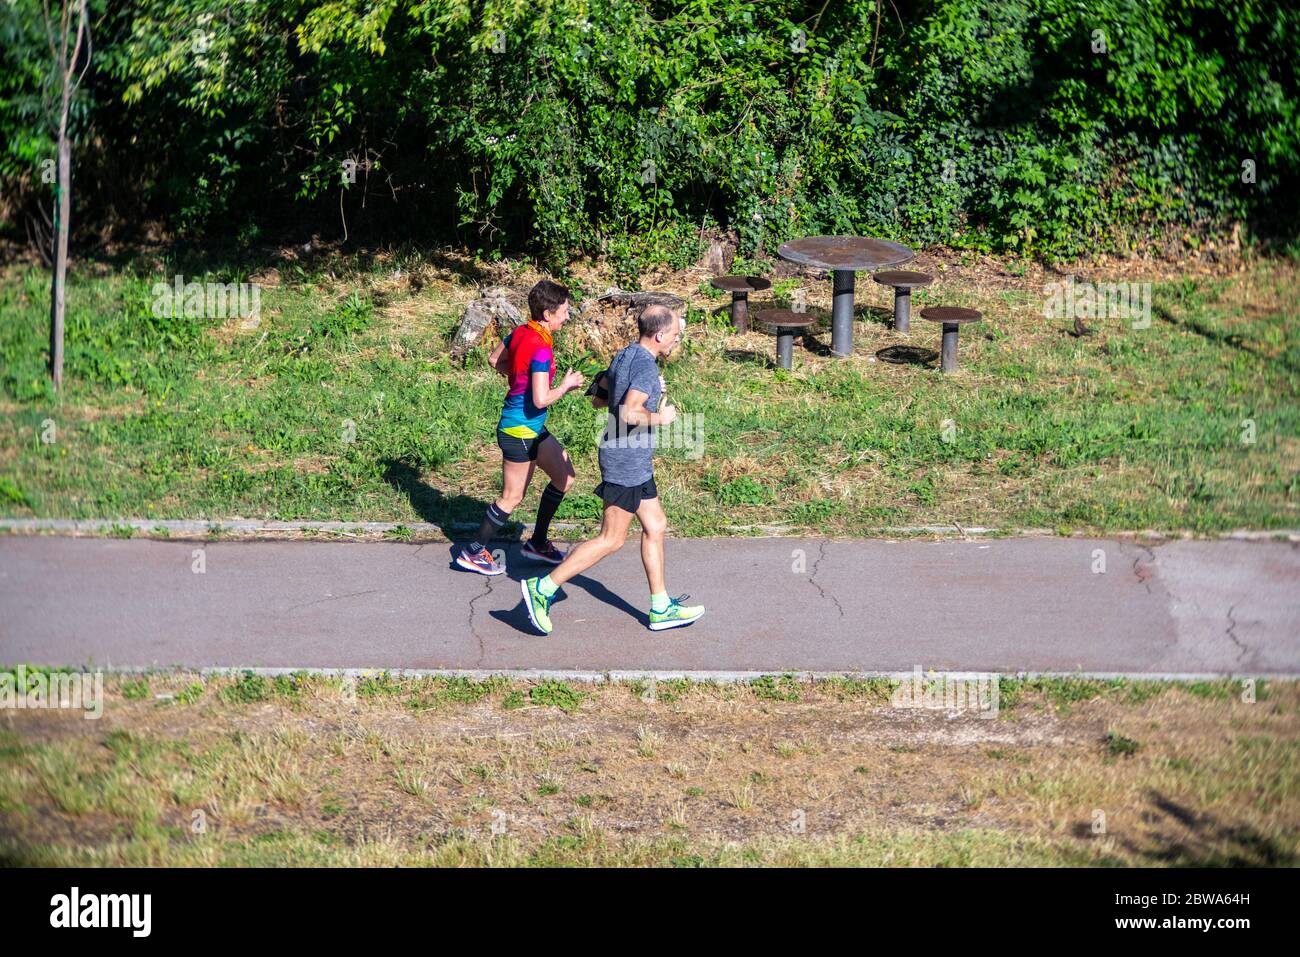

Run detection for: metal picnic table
[[776, 236, 915, 357]]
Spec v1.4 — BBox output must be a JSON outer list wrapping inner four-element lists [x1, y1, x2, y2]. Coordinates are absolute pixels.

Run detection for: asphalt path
[[1, 535, 1296, 676]]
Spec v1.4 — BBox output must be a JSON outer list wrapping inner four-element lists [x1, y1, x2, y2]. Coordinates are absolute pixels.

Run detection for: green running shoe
[[648, 594, 705, 631], [521, 577, 554, 635]]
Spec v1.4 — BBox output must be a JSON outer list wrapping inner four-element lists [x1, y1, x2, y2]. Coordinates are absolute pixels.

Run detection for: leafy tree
[[1, 0, 1296, 265]]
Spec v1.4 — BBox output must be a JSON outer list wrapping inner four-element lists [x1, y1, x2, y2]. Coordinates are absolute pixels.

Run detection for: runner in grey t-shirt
[[598, 341, 661, 487], [520, 304, 705, 636]]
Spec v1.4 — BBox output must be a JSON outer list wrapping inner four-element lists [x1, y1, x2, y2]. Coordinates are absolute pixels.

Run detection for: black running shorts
[[594, 477, 658, 514], [496, 428, 553, 463]]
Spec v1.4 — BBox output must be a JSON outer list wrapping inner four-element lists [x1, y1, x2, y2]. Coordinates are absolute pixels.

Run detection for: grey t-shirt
[[598, 343, 661, 486]]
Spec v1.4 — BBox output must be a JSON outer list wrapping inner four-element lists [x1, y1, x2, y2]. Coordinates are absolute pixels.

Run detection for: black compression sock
[[474, 503, 510, 549], [531, 483, 565, 546]]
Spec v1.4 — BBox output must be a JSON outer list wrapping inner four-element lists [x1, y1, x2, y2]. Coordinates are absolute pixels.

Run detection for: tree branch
[[69, 0, 92, 96]]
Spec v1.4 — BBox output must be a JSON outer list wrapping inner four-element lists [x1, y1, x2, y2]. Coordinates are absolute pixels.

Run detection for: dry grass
[[1, 673, 1295, 866]]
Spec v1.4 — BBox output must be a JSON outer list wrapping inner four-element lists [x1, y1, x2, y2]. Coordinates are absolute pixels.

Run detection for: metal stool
[[711, 275, 771, 333], [872, 270, 933, 333], [756, 310, 817, 370], [920, 307, 982, 372]]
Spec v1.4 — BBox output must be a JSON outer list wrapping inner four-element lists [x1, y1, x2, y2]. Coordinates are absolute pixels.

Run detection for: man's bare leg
[[636, 495, 667, 596], [545, 503, 635, 588], [635, 495, 704, 629]]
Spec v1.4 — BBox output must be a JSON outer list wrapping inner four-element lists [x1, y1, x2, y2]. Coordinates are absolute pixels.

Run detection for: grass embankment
[[0, 249, 1297, 535], [1, 672, 1295, 866]]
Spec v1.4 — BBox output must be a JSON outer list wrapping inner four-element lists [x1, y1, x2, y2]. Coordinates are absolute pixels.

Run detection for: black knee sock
[[468, 503, 510, 553], [531, 483, 565, 547]]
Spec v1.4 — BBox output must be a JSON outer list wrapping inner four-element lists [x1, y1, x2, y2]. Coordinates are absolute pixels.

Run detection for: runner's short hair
[[528, 279, 570, 322], [638, 304, 676, 338]]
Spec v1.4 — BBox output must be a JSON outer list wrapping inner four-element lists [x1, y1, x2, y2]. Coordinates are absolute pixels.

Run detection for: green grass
[[218, 671, 272, 704], [409, 676, 508, 710], [529, 680, 586, 712], [1105, 730, 1142, 757], [751, 674, 801, 702], [0, 253, 1297, 534], [173, 682, 205, 705], [996, 676, 1254, 713], [119, 678, 150, 701], [626, 677, 702, 703], [502, 690, 527, 710]]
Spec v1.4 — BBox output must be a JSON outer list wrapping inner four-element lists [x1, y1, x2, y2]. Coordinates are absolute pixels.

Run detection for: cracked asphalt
[[1, 535, 1297, 675]]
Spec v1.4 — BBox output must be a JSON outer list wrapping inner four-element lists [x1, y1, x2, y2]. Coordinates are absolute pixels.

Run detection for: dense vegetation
[[2, 0, 1297, 266]]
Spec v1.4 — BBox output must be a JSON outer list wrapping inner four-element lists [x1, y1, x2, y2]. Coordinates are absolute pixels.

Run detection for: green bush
[[1, 0, 1296, 262]]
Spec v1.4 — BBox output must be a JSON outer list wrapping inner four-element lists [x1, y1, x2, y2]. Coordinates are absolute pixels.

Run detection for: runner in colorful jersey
[[498, 321, 555, 441], [456, 279, 586, 575], [520, 305, 704, 635]]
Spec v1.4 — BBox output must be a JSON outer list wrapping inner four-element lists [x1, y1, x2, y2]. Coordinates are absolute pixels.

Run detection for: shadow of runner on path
[[486, 544, 648, 634], [382, 456, 528, 544]]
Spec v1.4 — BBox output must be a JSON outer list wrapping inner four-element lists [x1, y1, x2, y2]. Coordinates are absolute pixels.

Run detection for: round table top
[[920, 306, 982, 324], [872, 270, 933, 288], [755, 309, 818, 330], [777, 235, 914, 271], [711, 275, 772, 293]]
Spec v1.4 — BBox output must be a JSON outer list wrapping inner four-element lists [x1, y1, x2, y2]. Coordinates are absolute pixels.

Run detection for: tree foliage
[[1, 0, 1296, 263]]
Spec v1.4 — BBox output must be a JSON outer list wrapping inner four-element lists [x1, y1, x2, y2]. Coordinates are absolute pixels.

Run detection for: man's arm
[[488, 340, 510, 377], [621, 388, 675, 427]]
